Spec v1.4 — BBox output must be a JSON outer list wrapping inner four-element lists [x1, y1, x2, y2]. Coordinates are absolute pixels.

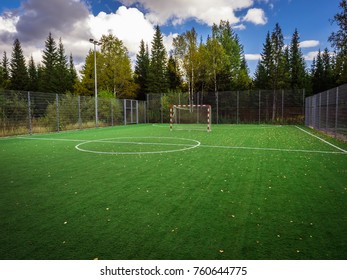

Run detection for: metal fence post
[[124, 99, 127, 125], [281, 90, 284, 122], [146, 94, 149, 123], [27, 92, 32, 135], [136, 100, 139, 124], [302, 89, 305, 117], [78, 95, 82, 129], [56, 94, 60, 132], [237, 91, 240, 124], [335, 87, 339, 136], [318, 91, 322, 129], [258, 90, 261, 124], [160, 93, 163, 123], [216, 92, 219, 124], [326, 90, 329, 131]]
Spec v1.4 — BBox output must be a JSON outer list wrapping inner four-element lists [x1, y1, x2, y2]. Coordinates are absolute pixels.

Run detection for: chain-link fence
[[0, 90, 147, 136], [147, 89, 305, 125], [1, 89, 308, 136], [305, 84, 347, 141]]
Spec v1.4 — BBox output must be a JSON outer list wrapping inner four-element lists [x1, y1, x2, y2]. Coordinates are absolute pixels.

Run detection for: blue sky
[[0, 0, 340, 76]]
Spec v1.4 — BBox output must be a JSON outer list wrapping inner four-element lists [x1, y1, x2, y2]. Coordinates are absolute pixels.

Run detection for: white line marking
[[295, 126, 347, 154], [79, 139, 196, 147], [14, 135, 347, 155], [75, 137, 201, 155], [17, 136, 84, 142], [199, 144, 345, 154]]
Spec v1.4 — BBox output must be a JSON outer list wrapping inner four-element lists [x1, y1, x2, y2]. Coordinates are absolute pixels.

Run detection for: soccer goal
[[170, 104, 212, 132]]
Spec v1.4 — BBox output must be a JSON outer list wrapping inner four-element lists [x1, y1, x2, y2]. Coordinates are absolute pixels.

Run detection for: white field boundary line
[[199, 144, 345, 154], [15, 136, 346, 155], [16, 137, 196, 147], [295, 126, 347, 154]]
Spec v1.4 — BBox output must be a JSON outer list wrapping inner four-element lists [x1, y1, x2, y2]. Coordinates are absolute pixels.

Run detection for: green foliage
[[0, 92, 28, 132], [10, 39, 28, 90], [2, 52, 10, 89], [79, 35, 137, 98], [255, 25, 311, 93], [329, 0, 347, 84], [167, 54, 183, 92], [100, 34, 136, 98], [290, 29, 306, 90], [78, 50, 100, 96], [173, 27, 199, 105], [148, 26, 169, 93], [135, 40, 150, 99], [40, 33, 59, 92], [45, 93, 121, 130], [28, 56, 38, 91], [37, 33, 77, 94]]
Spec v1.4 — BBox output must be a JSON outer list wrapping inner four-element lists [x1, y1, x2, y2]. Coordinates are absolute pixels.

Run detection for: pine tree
[[282, 46, 291, 89], [55, 38, 70, 93], [167, 54, 182, 92], [0, 57, 3, 88], [78, 50, 96, 96], [2, 51, 10, 88], [322, 48, 335, 90], [68, 53, 78, 93], [28, 55, 38, 91], [290, 29, 307, 90], [312, 50, 325, 93], [148, 25, 168, 93], [270, 23, 285, 90], [328, 0, 347, 84], [212, 20, 247, 90], [135, 40, 150, 99], [2, 52, 10, 83], [10, 38, 28, 90], [41, 32, 58, 92], [254, 32, 272, 89]]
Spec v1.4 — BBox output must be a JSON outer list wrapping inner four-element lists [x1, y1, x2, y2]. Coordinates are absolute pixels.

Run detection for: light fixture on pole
[[89, 38, 102, 128]]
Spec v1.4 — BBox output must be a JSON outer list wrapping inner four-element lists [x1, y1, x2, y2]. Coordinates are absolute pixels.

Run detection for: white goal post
[[170, 104, 212, 132]]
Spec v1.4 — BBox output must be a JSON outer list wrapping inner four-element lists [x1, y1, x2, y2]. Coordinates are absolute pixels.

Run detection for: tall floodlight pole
[[89, 38, 102, 128]]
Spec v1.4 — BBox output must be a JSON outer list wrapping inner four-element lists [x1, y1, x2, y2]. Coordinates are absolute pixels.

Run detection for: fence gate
[[123, 99, 139, 125]]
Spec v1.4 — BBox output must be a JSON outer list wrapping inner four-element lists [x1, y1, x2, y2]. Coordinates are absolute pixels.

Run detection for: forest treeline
[[1, 0, 346, 99]]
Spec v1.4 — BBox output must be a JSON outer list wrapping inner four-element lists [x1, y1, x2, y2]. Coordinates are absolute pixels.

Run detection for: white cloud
[[245, 54, 262, 61], [0, 13, 18, 33], [233, 24, 246, 30], [89, 6, 155, 54], [0, 0, 271, 77], [120, 0, 254, 26], [0, 2, 163, 74], [300, 40, 320, 48], [304, 51, 318, 61], [243, 8, 267, 25]]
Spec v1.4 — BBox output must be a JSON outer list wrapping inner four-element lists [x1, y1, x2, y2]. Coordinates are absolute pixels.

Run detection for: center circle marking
[[75, 137, 201, 155]]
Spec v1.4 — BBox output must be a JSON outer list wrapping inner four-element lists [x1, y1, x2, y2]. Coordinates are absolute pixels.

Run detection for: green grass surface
[[1, 124, 347, 260]]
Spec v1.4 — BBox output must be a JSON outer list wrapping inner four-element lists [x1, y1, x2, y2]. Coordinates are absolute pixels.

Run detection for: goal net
[[170, 105, 211, 132]]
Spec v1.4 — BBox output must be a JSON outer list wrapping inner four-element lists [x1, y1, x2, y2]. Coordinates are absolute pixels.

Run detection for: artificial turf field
[[0, 124, 346, 260]]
